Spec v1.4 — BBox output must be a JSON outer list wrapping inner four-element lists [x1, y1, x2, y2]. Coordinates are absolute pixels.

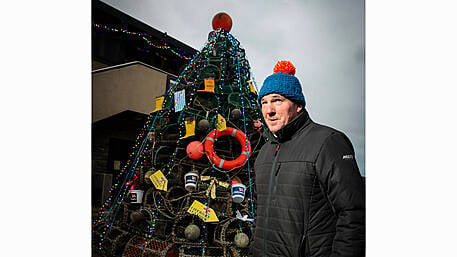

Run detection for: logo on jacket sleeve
[[342, 154, 354, 160]]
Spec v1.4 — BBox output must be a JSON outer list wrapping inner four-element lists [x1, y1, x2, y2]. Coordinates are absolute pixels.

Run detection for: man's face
[[260, 93, 303, 133]]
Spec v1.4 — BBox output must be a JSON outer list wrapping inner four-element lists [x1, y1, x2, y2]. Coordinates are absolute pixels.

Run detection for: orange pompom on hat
[[273, 60, 296, 75], [258, 60, 306, 107]]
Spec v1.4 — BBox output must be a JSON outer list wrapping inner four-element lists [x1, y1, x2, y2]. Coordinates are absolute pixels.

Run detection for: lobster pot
[[184, 172, 199, 191], [225, 219, 253, 257], [231, 183, 246, 203], [93, 225, 130, 257], [128, 190, 144, 204], [122, 236, 175, 257], [172, 214, 204, 244]]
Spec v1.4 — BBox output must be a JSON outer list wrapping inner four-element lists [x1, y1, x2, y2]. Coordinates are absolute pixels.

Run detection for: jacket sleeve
[[315, 132, 365, 257]]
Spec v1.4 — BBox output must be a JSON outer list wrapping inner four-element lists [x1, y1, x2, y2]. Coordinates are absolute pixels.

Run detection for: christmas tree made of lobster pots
[[93, 13, 265, 257]]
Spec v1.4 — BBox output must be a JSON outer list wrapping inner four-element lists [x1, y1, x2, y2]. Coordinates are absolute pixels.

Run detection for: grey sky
[[99, 0, 365, 176]]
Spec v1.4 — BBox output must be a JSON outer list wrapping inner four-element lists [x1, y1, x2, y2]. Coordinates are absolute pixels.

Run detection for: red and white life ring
[[204, 127, 251, 170]]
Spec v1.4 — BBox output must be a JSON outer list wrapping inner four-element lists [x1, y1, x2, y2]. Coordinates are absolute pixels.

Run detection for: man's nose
[[265, 104, 276, 115]]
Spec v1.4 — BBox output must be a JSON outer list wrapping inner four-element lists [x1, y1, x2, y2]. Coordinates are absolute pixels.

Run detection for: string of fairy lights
[[94, 28, 262, 253], [234, 47, 256, 220], [93, 23, 195, 61], [94, 113, 160, 249]]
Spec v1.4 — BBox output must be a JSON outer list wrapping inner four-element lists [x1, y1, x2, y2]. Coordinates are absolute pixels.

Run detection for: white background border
[[1, 1, 456, 256]]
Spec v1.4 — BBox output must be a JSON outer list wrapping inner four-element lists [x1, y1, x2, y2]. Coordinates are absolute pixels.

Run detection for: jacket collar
[[264, 109, 311, 143]]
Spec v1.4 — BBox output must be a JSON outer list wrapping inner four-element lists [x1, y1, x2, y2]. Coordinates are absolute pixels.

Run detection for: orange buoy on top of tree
[[212, 12, 232, 32]]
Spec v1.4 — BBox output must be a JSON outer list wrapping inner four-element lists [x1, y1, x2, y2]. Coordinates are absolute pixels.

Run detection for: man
[[252, 61, 365, 257]]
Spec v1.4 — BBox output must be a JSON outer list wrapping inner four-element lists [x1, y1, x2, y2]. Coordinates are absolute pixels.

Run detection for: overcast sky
[[99, 0, 365, 175]]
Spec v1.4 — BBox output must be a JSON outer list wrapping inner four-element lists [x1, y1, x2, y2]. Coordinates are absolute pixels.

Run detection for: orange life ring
[[204, 127, 251, 170]]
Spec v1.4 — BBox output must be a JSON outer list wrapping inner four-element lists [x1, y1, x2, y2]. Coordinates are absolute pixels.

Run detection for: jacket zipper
[[263, 143, 281, 256]]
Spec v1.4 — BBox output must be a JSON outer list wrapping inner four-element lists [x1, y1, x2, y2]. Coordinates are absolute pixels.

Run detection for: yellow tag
[[215, 114, 226, 132], [187, 200, 219, 222], [149, 170, 168, 191], [199, 78, 215, 93], [248, 80, 257, 94], [152, 96, 164, 112], [180, 117, 196, 139]]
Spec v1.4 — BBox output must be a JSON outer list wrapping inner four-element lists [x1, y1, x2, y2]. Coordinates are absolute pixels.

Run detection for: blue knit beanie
[[258, 61, 306, 107]]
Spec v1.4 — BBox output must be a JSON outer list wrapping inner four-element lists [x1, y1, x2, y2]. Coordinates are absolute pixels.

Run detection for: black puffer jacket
[[252, 110, 365, 257]]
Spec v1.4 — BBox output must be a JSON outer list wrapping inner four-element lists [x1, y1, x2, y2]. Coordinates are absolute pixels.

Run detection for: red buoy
[[212, 12, 232, 32], [186, 141, 204, 159]]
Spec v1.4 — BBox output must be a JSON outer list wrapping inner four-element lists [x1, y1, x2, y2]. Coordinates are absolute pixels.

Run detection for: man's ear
[[296, 105, 303, 113]]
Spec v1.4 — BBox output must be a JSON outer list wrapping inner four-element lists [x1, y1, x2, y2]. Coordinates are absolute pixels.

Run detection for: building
[[92, 0, 198, 207]]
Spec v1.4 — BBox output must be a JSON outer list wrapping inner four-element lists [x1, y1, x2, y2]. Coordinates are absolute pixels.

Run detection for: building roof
[[92, 0, 198, 75]]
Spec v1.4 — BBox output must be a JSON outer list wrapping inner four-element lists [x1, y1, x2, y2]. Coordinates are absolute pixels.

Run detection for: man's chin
[[267, 124, 282, 133]]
